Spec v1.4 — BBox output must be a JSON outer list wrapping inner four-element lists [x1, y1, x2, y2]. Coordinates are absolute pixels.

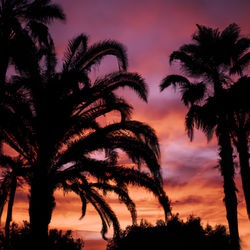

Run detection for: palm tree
[[0, 2, 65, 239], [0, 0, 65, 84], [1, 34, 170, 249], [0, 155, 25, 242], [225, 76, 250, 219], [160, 23, 250, 249], [0, 81, 34, 237]]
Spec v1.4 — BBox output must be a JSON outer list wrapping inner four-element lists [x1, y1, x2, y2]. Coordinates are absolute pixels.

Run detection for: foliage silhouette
[[0, 0, 65, 244], [0, 156, 25, 242], [226, 76, 250, 219], [107, 215, 232, 250], [0, 221, 83, 250], [160, 23, 250, 249], [0, 33, 170, 249], [0, 0, 65, 84]]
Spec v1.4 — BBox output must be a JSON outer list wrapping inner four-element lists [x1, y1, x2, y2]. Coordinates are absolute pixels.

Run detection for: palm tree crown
[[0, 0, 65, 84], [0, 33, 170, 249]]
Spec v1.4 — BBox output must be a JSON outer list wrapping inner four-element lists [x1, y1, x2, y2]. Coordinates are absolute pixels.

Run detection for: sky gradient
[[6, 0, 250, 249]]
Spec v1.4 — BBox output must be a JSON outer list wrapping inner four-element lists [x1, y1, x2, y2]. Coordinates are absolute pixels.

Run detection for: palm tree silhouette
[[0, 0, 65, 85], [0, 81, 34, 241], [0, 155, 26, 243], [224, 76, 250, 219], [160, 23, 250, 249], [1, 34, 170, 249], [0, 2, 64, 241]]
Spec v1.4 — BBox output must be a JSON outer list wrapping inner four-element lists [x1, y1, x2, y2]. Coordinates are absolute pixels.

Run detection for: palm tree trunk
[[29, 169, 50, 250], [218, 129, 240, 249], [0, 190, 8, 227], [237, 130, 250, 219], [214, 80, 240, 249], [5, 176, 17, 241]]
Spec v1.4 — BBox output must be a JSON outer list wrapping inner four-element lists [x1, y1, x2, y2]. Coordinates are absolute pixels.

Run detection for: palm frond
[[77, 98, 132, 123], [91, 183, 137, 224], [232, 38, 250, 62], [71, 182, 121, 239], [194, 24, 220, 44], [180, 81, 206, 106], [100, 166, 171, 220], [185, 106, 196, 141], [92, 72, 148, 102], [26, 20, 50, 46], [169, 51, 206, 76], [44, 38, 57, 77], [160, 74, 190, 91], [63, 34, 88, 72], [25, 2, 65, 24], [220, 23, 240, 45], [78, 40, 127, 72], [230, 52, 250, 75], [62, 161, 170, 220], [10, 28, 40, 77], [61, 132, 161, 181], [92, 121, 160, 157], [180, 44, 199, 54], [186, 101, 217, 142]]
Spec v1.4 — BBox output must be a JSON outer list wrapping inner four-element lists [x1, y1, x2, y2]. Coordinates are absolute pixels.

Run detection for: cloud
[[164, 177, 189, 188], [172, 195, 204, 206], [13, 191, 29, 204]]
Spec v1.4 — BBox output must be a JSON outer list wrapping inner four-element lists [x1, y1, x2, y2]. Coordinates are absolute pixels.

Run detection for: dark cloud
[[173, 195, 204, 206], [14, 191, 29, 203], [164, 177, 189, 188]]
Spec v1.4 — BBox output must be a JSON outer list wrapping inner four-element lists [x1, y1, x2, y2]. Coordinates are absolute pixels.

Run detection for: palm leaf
[[230, 52, 250, 75], [63, 34, 88, 72], [92, 72, 148, 102], [91, 183, 137, 225], [160, 74, 190, 91], [180, 82, 206, 106], [25, 2, 65, 23], [78, 40, 127, 72]]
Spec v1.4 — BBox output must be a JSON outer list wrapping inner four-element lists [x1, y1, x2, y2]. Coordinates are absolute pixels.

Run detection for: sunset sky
[[8, 0, 250, 249]]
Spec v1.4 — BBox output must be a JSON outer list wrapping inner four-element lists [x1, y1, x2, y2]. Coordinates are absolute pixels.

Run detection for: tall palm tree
[[0, 0, 65, 84], [0, 2, 65, 238], [225, 76, 250, 219], [160, 23, 250, 249], [1, 34, 170, 249]]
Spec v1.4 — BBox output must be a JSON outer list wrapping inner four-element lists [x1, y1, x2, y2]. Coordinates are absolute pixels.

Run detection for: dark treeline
[[107, 215, 232, 250], [0, 221, 83, 250], [0, 1, 249, 250]]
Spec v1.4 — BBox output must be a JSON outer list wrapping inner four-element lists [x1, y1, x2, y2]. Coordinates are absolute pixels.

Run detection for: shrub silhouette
[[107, 215, 233, 250], [0, 221, 83, 250]]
